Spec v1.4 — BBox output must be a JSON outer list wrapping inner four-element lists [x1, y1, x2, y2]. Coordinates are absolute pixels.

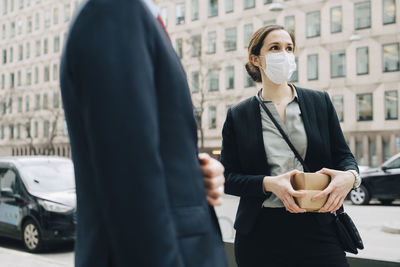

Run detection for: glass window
[[34, 67, 39, 84], [191, 34, 202, 57], [289, 57, 298, 82], [10, 22, 15, 38], [0, 125, 3, 139], [386, 157, 400, 169], [357, 93, 373, 121], [307, 54, 318, 80], [9, 47, 13, 63], [53, 92, 60, 108], [53, 7, 59, 25], [244, 69, 255, 88], [64, 4, 71, 22], [9, 125, 14, 139], [44, 65, 49, 82], [34, 13, 39, 30], [17, 19, 22, 34], [25, 95, 29, 111], [16, 124, 21, 139], [191, 0, 199, 21], [43, 93, 48, 109], [33, 121, 38, 138], [383, 0, 396, 25], [2, 24, 5, 40], [191, 71, 199, 93], [208, 69, 219, 91], [208, 106, 217, 129], [43, 120, 50, 138], [175, 38, 183, 58], [2, 0, 7, 14], [244, 24, 253, 48], [356, 47, 369, 75], [226, 66, 234, 89], [207, 31, 216, 54], [263, 19, 276, 26], [306, 11, 320, 38], [18, 44, 23, 60], [332, 95, 344, 122], [26, 42, 30, 59], [356, 140, 364, 165], [54, 36, 60, 53], [193, 107, 202, 128], [264, 0, 273, 4], [0, 169, 18, 194], [385, 90, 398, 120], [225, 27, 236, 51], [176, 3, 185, 24], [160, 7, 168, 27], [383, 43, 400, 72], [27, 16, 32, 33], [35, 40, 41, 57], [208, 0, 218, 17], [53, 64, 58, 80], [1, 74, 4, 89], [43, 38, 48, 54], [17, 71, 21, 86], [44, 10, 50, 28], [284, 16, 295, 34], [34, 94, 40, 110], [331, 51, 346, 78], [244, 0, 255, 9], [354, 1, 371, 30], [17, 97, 22, 112], [25, 122, 31, 138], [2, 49, 6, 64], [26, 69, 32, 85], [383, 140, 390, 162], [330, 6, 342, 33], [10, 73, 14, 88], [225, 0, 233, 13]]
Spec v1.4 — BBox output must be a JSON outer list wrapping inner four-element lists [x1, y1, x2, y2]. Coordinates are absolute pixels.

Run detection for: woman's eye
[[270, 46, 279, 50], [287, 47, 293, 51]]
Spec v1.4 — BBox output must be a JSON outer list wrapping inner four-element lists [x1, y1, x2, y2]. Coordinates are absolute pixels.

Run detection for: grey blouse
[[259, 87, 308, 208]]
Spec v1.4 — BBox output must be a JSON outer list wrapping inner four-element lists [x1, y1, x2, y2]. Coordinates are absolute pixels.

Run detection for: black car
[[350, 153, 400, 205], [0, 157, 76, 252]]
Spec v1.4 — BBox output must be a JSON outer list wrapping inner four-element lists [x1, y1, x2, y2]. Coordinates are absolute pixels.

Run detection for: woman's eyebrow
[[267, 41, 294, 46]]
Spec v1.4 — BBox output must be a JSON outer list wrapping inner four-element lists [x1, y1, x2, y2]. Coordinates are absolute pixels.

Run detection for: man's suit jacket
[[220, 85, 358, 235], [60, 0, 227, 266]]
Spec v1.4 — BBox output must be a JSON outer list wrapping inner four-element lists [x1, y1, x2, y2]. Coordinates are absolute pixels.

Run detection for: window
[[332, 95, 344, 122], [354, 1, 371, 30], [53, 92, 60, 108], [289, 57, 298, 82], [25, 122, 31, 138], [8, 98, 12, 114], [330, 6, 342, 33], [2, 49, 6, 64], [18, 45, 23, 61], [34, 67, 39, 84], [207, 31, 216, 54], [17, 71, 21, 86], [386, 157, 400, 169], [53, 64, 58, 80], [43, 120, 50, 138], [356, 47, 369, 75], [244, 0, 255, 9], [176, 3, 185, 25], [44, 11, 50, 28], [33, 121, 38, 138], [331, 51, 346, 78], [35, 40, 41, 57], [10, 73, 14, 88], [385, 91, 398, 120], [34, 13, 39, 30], [9, 125, 14, 139], [160, 7, 168, 27], [43, 93, 48, 109], [9, 47, 13, 63], [16, 124, 21, 139], [10, 22, 15, 38], [1, 74, 4, 88], [225, 0, 233, 13], [17, 97, 22, 112], [2, 24, 5, 39], [263, 20, 276, 26], [0, 125, 3, 139], [17, 19, 22, 34], [357, 93, 373, 121], [26, 42, 30, 59], [225, 27, 236, 51], [306, 11, 320, 38], [18, 0, 23, 9], [44, 65, 50, 82], [191, 72, 199, 93], [244, 69, 255, 88], [208, 0, 218, 17], [34, 94, 40, 110], [0, 169, 18, 194], [244, 24, 253, 48], [383, 140, 390, 162], [25, 95, 29, 111], [54, 36, 60, 53], [194, 107, 202, 128], [307, 54, 318, 80], [27, 16, 32, 33], [383, 0, 396, 24], [284, 16, 295, 34], [26, 69, 32, 85], [64, 4, 71, 22], [191, 34, 202, 57], [383, 43, 400, 72], [208, 106, 217, 129], [191, 0, 199, 21], [208, 69, 219, 91], [264, 0, 273, 4], [226, 66, 234, 89], [53, 7, 59, 25], [2, 0, 7, 14], [175, 38, 183, 58], [43, 38, 48, 54]]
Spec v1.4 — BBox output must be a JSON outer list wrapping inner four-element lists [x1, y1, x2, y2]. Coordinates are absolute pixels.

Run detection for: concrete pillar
[[363, 135, 370, 166], [349, 135, 356, 156], [376, 135, 383, 166]]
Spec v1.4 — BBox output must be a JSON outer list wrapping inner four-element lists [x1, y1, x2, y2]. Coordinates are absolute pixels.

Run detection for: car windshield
[[19, 160, 75, 193]]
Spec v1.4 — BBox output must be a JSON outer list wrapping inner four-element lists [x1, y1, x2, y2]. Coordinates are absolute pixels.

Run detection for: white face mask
[[263, 51, 297, 84]]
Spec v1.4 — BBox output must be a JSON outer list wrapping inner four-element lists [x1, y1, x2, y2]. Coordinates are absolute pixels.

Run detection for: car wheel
[[379, 199, 394, 205], [22, 219, 42, 253], [350, 185, 370, 205]]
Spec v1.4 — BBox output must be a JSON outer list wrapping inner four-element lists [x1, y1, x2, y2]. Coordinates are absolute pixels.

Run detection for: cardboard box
[[291, 173, 331, 212]]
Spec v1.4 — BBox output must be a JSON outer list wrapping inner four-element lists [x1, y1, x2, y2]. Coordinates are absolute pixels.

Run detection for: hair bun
[[245, 62, 262, 83]]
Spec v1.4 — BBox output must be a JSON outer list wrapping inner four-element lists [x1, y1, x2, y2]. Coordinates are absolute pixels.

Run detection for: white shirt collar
[[141, 0, 159, 18]]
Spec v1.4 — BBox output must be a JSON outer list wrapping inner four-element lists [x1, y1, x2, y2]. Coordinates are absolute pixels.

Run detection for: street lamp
[[349, 34, 362, 41], [269, 3, 284, 12]]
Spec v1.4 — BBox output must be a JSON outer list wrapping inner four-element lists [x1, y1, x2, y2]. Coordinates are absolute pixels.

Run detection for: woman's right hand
[[263, 170, 307, 213]]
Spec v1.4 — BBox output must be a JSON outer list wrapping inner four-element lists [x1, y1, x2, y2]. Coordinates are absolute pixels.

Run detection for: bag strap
[[255, 92, 310, 173]]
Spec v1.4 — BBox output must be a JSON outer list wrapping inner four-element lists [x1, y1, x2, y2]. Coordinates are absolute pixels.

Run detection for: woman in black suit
[[220, 25, 361, 267]]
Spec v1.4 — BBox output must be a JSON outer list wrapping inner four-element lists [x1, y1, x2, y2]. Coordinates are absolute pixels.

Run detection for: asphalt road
[[0, 198, 399, 266]]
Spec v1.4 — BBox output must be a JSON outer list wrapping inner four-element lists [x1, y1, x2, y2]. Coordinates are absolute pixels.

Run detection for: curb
[[381, 223, 400, 234]]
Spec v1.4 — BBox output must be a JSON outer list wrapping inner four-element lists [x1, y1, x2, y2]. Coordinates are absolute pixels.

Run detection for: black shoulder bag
[[255, 94, 364, 254]]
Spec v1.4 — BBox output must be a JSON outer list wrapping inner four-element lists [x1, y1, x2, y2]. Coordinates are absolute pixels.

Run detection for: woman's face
[[256, 30, 294, 70]]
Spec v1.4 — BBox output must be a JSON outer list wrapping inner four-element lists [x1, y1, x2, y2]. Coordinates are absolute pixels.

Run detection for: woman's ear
[[250, 54, 261, 68]]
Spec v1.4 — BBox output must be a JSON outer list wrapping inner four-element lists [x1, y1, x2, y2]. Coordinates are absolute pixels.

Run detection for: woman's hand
[[313, 168, 355, 213], [263, 170, 307, 213]]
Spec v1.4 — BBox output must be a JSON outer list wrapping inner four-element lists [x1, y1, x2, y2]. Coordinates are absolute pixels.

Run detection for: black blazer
[[60, 0, 227, 266], [220, 85, 358, 235]]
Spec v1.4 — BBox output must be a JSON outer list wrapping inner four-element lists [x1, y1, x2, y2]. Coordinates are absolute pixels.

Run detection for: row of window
[[2, 36, 61, 65], [0, 119, 68, 141], [164, 0, 396, 31], [199, 90, 398, 130], [355, 137, 394, 167], [0, 92, 61, 115], [1, 64, 59, 89]]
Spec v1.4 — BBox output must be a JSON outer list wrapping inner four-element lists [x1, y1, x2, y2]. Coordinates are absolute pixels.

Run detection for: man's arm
[[67, 2, 183, 266]]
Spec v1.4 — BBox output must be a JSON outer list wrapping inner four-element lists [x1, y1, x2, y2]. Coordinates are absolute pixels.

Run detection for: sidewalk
[[0, 247, 71, 267]]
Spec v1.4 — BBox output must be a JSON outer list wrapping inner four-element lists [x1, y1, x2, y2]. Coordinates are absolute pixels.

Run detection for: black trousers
[[234, 208, 349, 267]]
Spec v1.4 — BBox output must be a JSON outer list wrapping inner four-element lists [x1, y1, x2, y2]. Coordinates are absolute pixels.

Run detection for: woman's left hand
[[312, 168, 355, 213]]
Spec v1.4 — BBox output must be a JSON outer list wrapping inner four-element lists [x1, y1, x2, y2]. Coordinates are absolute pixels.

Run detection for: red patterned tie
[[157, 14, 170, 40]]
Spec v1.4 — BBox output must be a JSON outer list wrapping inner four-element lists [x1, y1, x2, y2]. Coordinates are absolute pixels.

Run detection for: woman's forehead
[[263, 30, 293, 45]]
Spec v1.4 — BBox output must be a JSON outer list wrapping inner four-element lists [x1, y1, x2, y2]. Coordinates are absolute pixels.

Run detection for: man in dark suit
[[59, 0, 228, 266]]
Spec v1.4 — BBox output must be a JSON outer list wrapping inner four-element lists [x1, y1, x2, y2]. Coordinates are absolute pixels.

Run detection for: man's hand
[[199, 153, 225, 206]]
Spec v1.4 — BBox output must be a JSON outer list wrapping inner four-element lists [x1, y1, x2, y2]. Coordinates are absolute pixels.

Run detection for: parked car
[[0, 157, 76, 252], [350, 153, 400, 205]]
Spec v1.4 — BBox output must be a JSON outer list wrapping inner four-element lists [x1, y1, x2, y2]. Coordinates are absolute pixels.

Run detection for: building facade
[[0, 0, 81, 157], [159, 0, 400, 167]]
